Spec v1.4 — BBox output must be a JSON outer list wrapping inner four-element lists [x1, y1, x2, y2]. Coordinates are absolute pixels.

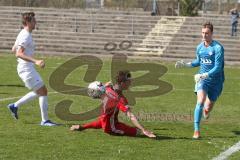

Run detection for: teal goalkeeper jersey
[[191, 40, 225, 84]]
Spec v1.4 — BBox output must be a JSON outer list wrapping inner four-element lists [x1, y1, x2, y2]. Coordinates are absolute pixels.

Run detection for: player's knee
[[36, 86, 48, 96], [197, 97, 206, 105]]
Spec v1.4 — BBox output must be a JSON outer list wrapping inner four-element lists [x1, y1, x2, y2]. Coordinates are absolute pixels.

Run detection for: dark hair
[[115, 70, 131, 84], [202, 21, 213, 32], [22, 12, 35, 26]]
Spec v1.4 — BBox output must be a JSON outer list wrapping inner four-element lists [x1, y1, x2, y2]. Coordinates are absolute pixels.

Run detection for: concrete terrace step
[[151, 23, 232, 31], [0, 15, 160, 23], [1, 40, 239, 59], [0, 28, 152, 36], [147, 32, 238, 40], [0, 30, 145, 39], [1, 26, 234, 38], [0, 21, 157, 32], [0, 39, 141, 49], [2, 39, 238, 53], [143, 36, 240, 43], [139, 42, 240, 50], [0, 14, 159, 25], [160, 16, 231, 23], [0, 11, 155, 22], [0, 6, 149, 15], [0, 36, 142, 44], [2, 37, 239, 55]]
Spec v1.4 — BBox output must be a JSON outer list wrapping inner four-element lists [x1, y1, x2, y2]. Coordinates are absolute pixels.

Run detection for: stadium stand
[[0, 6, 239, 64]]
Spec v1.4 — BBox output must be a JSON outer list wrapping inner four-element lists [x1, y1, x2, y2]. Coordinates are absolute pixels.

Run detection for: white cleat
[[40, 120, 57, 126]]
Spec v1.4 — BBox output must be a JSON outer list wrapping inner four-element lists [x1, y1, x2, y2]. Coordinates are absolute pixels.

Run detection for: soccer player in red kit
[[70, 71, 156, 138]]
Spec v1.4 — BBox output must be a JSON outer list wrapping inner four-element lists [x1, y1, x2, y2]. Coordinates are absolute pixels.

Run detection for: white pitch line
[[212, 141, 240, 160], [0, 91, 57, 102], [0, 88, 87, 102], [0, 96, 23, 102]]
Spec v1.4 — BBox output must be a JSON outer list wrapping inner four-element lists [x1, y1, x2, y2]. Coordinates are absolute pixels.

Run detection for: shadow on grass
[[55, 124, 195, 140], [24, 121, 64, 126], [155, 135, 193, 140], [0, 92, 9, 94], [232, 131, 240, 136], [153, 128, 170, 131], [0, 84, 24, 88]]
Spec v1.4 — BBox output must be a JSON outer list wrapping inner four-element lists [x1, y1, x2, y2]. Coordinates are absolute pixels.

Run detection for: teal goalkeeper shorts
[[194, 80, 223, 102]]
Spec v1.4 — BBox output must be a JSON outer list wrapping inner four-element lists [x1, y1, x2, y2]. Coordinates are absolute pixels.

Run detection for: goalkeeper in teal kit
[[175, 22, 224, 139]]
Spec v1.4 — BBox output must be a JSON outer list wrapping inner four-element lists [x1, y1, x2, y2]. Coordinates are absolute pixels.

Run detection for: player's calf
[[203, 108, 210, 119]]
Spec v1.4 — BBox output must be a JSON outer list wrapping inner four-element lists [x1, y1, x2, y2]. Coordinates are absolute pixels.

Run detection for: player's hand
[[105, 81, 112, 87], [142, 129, 156, 138], [175, 60, 186, 68], [194, 73, 208, 83], [35, 60, 45, 68], [70, 125, 82, 131]]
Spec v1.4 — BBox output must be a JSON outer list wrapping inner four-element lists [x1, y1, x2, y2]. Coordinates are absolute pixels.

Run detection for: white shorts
[[17, 67, 44, 91]]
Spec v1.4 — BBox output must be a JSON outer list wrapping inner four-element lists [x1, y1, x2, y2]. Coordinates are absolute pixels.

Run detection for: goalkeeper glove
[[175, 60, 191, 68], [194, 73, 209, 83]]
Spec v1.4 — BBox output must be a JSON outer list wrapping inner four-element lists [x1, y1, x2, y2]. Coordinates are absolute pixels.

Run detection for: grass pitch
[[0, 53, 239, 160]]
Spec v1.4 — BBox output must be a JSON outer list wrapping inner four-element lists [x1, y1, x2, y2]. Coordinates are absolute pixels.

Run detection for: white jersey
[[13, 28, 43, 90], [14, 29, 35, 70]]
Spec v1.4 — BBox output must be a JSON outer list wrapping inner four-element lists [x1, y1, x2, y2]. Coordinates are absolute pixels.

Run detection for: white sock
[[14, 91, 38, 108], [39, 96, 49, 122]]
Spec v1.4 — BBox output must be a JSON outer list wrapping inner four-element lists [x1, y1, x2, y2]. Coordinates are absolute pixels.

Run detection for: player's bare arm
[[12, 44, 17, 52], [16, 46, 45, 68], [126, 109, 156, 138]]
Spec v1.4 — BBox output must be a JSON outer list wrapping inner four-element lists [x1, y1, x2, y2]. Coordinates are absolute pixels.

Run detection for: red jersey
[[100, 86, 129, 134], [82, 86, 137, 136]]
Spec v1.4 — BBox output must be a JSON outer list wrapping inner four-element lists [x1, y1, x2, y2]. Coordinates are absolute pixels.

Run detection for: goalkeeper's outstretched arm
[[175, 60, 192, 68], [175, 53, 200, 69], [175, 59, 201, 68]]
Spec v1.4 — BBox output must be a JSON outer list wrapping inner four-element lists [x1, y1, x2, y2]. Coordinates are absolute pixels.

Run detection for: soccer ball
[[87, 81, 106, 99]]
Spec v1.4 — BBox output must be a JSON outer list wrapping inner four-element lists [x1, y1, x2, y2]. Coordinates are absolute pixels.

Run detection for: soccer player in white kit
[[8, 12, 56, 126]]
